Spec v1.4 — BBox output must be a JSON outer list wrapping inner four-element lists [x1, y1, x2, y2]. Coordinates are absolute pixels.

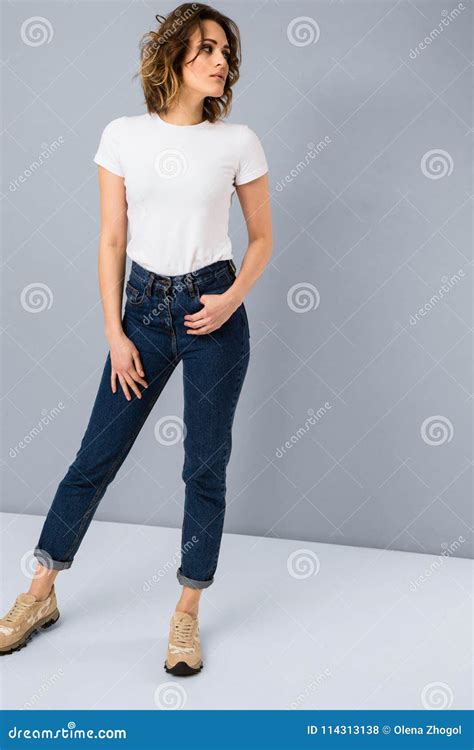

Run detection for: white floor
[[0, 512, 472, 711]]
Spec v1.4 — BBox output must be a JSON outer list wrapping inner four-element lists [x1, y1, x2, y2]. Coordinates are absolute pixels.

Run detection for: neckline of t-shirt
[[148, 112, 212, 130]]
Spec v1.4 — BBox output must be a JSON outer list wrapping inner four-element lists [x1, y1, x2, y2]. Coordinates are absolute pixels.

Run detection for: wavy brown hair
[[133, 3, 241, 123]]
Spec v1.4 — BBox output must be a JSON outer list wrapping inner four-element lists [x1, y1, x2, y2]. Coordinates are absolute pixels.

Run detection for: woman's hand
[[184, 289, 242, 335], [108, 331, 148, 400]]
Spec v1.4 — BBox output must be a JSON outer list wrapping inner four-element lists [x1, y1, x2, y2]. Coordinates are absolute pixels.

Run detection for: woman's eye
[[201, 45, 230, 60]]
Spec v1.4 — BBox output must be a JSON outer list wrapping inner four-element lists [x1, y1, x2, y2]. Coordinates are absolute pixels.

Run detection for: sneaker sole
[[0, 609, 60, 656], [164, 660, 203, 676]]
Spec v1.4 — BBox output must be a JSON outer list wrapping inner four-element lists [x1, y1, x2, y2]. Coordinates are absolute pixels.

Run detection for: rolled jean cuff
[[34, 547, 73, 571], [176, 567, 213, 590]]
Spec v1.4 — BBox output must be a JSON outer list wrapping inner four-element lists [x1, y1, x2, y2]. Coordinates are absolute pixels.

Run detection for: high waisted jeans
[[33, 258, 250, 589]]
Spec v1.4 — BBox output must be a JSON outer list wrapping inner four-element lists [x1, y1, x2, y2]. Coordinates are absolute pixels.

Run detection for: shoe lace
[[170, 617, 196, 654], [4, 600, 31, 624]]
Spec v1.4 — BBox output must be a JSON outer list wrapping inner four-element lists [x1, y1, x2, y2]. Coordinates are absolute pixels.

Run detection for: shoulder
[[211, 121, 261, 149], [213, 120, 255, 135], [235, 123, 263, 147], [100, 115, 126, 132], [99, 114, 148, 136]]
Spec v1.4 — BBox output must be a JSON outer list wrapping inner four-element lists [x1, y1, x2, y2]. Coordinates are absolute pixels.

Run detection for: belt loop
[[184, 273, 197, 298], [144, 273, 154, 297], [229, 258, 237, 274]]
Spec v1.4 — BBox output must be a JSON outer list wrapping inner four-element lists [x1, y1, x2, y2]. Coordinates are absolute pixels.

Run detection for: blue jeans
[[34, 258, 250, 589]]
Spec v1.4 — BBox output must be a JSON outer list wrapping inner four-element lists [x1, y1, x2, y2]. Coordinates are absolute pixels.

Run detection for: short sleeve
[[234, 125, 268, 185], [93, 117, 124, 177]]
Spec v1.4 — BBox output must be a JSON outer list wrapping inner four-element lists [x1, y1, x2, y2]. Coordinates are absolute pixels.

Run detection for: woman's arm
[[183, 173, 272, 335], [97, 167, 128, 338], [229, 172, 273, 304], [96, 166, 148, 400]]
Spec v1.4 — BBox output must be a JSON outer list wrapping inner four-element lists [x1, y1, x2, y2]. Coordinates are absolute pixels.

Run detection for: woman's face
[[181, 19, 230, 98]]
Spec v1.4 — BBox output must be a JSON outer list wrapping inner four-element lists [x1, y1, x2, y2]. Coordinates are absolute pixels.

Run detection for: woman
[[0, 2, 272, 676]]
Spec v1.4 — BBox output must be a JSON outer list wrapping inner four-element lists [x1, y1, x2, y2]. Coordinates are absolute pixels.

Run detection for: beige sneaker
[[164, 610, 203, 676], [0, 585, 60, 655]]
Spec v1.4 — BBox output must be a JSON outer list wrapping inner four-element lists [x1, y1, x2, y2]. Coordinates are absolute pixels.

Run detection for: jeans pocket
[[125, 280, 146, 306], [196, 268, 235, 298]]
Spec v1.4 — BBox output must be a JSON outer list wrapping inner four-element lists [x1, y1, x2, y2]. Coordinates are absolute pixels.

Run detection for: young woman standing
[[0, 3, 272, 676]]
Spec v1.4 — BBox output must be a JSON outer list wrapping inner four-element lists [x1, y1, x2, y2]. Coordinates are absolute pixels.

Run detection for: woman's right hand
[[108, 332, 148, 401]]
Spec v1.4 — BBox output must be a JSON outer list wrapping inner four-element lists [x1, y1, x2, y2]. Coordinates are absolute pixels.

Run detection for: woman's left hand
[[184, 290, 241, 335]]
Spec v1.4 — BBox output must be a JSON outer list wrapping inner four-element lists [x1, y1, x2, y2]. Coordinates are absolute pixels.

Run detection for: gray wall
[[2, 1, 472, 559]]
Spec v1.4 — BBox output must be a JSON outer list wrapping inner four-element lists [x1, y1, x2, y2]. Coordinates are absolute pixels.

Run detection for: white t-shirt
[[93, 113, 268, 275]]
